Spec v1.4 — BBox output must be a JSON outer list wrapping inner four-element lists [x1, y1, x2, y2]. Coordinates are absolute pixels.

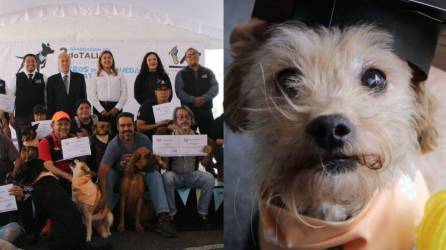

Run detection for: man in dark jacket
[[174, 48, 219, 135], [46, 52, 87, 118]]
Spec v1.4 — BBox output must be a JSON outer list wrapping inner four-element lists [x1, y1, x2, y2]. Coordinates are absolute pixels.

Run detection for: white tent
[[0, 0, 222, 48], [0, 0, 223, 117]]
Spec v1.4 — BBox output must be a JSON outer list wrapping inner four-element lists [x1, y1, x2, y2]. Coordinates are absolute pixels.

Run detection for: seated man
[[38, 111, 73, 193], [136, 79, 173, 141], [96, 112, 177, 237], [157, 106, 215, 224]]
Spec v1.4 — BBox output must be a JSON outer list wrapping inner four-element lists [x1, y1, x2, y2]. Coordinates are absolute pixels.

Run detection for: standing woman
[[134, 52, 172, 105], [88, 50, 127, 135]]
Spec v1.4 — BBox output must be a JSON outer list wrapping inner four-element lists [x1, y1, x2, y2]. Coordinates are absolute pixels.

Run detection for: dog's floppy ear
[[126, 152, 141, 172], [225, 22, 266, 132], [413, 80, 438, 153]]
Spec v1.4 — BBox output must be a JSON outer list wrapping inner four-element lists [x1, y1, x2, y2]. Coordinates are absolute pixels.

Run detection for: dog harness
[[258, 171, 429, 250]]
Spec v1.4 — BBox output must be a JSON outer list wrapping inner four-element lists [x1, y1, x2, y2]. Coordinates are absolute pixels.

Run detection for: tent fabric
[[0, 1, 223, 48]]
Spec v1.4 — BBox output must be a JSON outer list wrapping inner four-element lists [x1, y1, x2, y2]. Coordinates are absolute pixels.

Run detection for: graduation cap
[[289, 0, 446, 81]]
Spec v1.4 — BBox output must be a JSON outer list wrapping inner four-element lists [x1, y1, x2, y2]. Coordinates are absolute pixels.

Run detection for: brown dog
[[118, 146, 155, 232], [71, 160, 113, 242]]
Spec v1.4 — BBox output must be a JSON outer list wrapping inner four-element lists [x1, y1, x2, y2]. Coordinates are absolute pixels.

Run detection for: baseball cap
[[52, 111, 71, 122], [154, 79, 172, 90]]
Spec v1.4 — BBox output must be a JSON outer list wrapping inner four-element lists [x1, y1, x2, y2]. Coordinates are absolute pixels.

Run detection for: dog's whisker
[[259, 63, 283, 123]]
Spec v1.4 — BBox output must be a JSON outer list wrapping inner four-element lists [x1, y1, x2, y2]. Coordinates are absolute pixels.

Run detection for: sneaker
[[156, 220, 178, 238]]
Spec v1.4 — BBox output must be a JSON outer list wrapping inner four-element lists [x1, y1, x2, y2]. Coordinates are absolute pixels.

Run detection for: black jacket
[[15, 72, 45, 118], [134, 72, 171, 105], [46, 72, 86, 117]]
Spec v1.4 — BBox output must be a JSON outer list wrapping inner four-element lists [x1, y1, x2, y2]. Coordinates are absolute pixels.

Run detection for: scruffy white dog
[[225, 23, 438, 249]]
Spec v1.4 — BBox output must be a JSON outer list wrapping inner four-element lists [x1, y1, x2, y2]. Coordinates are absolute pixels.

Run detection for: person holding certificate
[[136, 79, 174, 141], [157, 106, 215, 226], [38, 111, 73, 193]]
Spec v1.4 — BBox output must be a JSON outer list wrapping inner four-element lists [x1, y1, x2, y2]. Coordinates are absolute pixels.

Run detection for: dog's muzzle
[[306, 114, 352, 151], [306, 114, 357, 174]]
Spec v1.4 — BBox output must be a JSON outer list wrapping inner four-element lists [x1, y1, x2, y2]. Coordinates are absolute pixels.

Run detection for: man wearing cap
[[46, 52, 87, 118], [136, 79, 174, 141], [9, 54, 47, 150], [38, 111, 73, 193], [175, 48, 219, 135]]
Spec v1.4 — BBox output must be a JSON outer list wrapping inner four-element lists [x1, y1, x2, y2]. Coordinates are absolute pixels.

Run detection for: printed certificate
[[61, 137, 91, 160], [0, 184, 17, 213], [153, 135, 207, 157], [152, 102, 179, 123], [31, 120, 52, 139], [0, 94, 15, 113]]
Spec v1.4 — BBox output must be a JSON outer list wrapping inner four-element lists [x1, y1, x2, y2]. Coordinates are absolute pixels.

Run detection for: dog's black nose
[[306, 114, 352, 150]]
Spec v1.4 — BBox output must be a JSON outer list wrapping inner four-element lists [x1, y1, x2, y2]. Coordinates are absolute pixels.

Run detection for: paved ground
[[23, 229, 223, 250], [104, 230, 223, 250]]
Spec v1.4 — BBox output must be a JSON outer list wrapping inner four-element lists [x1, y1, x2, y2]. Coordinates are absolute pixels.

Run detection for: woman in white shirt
[[88, 50, 127, 135]]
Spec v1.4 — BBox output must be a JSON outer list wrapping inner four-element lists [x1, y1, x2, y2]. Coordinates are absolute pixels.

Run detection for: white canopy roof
[[0, 0, 223, 49]]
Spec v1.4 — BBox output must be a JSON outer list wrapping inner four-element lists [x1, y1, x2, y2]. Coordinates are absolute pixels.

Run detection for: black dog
[[16, 43, 55, 73], [18, 124, 39, 163], [16, 159, 112, 250]]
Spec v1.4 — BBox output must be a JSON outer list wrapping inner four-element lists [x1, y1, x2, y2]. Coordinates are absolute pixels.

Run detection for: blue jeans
[[107, 168, 170, 215], [163, 170, 215, 216], [0, 222, 23, 242]]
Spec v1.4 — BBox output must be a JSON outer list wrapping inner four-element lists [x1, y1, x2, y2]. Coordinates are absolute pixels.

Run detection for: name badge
[[35, 79, 42, 84], [201, 74, 208, 79]]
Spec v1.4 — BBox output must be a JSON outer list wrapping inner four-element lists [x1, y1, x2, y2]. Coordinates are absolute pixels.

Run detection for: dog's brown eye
[[361, 68, 387, 93], [275, 68, 302, 98]]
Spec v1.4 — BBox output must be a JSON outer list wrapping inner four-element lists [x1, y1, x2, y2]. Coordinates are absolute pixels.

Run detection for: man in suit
[[47, 52, 87, 118]]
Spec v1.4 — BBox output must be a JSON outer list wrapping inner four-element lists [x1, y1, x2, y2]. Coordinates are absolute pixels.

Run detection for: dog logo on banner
[[16, 43, 55, 73]]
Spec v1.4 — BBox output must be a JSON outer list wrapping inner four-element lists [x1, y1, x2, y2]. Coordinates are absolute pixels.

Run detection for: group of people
[[0, 47, 224, 247]]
